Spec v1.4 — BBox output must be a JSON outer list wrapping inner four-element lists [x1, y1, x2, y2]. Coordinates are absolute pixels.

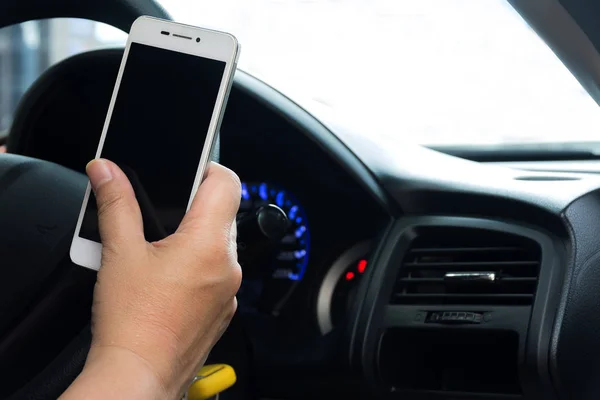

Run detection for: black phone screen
[[79, 42, 226, 243]]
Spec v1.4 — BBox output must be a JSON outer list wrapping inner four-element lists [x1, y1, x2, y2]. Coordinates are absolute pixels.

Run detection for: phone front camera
[[196, 37, 201, 43]]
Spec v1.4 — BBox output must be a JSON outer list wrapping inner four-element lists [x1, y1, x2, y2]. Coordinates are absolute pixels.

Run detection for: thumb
[[87, 159, 145, 250]]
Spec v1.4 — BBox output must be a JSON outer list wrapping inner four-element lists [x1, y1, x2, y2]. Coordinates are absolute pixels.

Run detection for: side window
[[0, 18, 127, 136]]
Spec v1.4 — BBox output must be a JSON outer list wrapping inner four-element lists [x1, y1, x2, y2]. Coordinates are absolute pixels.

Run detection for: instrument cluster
[[235, 179, 376, 336]]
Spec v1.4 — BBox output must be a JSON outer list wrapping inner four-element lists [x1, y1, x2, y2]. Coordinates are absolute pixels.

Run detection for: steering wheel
[[0, 155, 94, 398], [0, 1, 252, 398]]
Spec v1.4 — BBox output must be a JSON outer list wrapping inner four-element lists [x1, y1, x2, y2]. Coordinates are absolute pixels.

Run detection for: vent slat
[[391, 228, 541, 306], [403, 261, 538, 268], [392, 293, 534, 306], [394, 293, 533, 299], [399, 277, 537, 283], [409, 246, 522, 254]]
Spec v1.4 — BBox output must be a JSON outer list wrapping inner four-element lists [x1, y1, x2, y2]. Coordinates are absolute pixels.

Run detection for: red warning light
[[345, 271, 355, 281], [358, 259, 367, 273]]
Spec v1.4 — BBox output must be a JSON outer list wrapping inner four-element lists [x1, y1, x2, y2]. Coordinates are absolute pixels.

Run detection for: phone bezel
[[70, 16, 239, 270]]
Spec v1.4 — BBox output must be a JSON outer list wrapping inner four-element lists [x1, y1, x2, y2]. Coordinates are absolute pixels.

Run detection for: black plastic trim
[[351, 216, 566, 399], [508, 0, 600, 107], [429, 145, 600, 163], [550, 189, 600, 400]]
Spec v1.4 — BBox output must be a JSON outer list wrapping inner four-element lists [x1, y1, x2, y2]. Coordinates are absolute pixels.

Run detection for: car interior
[[4, 0, 600, 399]]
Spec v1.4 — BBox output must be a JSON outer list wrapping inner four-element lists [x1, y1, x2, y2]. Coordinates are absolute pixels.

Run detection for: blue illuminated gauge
[[240, 181, 310, 281]]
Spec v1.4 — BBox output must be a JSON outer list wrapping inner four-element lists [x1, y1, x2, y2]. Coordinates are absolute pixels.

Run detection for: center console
[[350, 217, 564, 399]]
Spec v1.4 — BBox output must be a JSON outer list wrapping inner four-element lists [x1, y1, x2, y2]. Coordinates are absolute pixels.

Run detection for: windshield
[[152, 0, 600, 146], [1, 1, 599, 148]]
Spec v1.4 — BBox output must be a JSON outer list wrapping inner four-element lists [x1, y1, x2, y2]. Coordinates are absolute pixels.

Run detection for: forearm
[[60, 160, 240, 400], [59, 347, 174, 400]]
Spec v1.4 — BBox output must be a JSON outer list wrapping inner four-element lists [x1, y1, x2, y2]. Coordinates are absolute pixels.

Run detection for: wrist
[[61, 346, 177, 400]]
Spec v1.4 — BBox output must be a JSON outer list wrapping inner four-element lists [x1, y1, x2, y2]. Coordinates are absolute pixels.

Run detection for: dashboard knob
[[256, 204, 288, 239], [236, 204, 288, 277]]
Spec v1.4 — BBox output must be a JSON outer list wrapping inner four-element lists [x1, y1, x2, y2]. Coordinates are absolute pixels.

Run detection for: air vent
[[392, 227, 541, 306]]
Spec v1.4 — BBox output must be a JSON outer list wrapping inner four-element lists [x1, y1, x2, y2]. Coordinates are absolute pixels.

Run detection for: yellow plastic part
[[186, 364, 237, 400]]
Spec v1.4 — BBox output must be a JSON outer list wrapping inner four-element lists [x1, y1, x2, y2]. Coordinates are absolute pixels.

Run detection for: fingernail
[[86, 159, 113, 192]]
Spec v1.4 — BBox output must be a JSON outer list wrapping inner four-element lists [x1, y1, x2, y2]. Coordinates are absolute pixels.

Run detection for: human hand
[[61, 159, 242, 399]]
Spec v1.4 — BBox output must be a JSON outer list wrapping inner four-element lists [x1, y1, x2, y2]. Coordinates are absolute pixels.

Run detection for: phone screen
[[79, 42, 226, 243]]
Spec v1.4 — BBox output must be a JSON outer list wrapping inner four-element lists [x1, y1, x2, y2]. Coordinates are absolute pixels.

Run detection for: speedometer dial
[[240, 181, 310, 281]]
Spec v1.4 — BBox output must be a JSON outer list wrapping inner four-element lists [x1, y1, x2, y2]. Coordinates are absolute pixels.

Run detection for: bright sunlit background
[[2, 0, 600, 146]]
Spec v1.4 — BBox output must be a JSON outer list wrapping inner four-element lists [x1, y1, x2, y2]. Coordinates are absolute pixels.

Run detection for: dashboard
[[218, 85, 388, 341], [234, 179, 373, 336], [9, 45, 600, 400]]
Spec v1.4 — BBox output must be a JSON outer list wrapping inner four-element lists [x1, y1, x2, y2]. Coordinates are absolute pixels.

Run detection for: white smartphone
[[70, 16, 240, 270]]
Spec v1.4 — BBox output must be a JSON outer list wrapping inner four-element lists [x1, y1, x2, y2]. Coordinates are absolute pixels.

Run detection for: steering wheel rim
[[0, 154, 97, 398], [0, 154, 254, 400], [0, 1, 173, 398]]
